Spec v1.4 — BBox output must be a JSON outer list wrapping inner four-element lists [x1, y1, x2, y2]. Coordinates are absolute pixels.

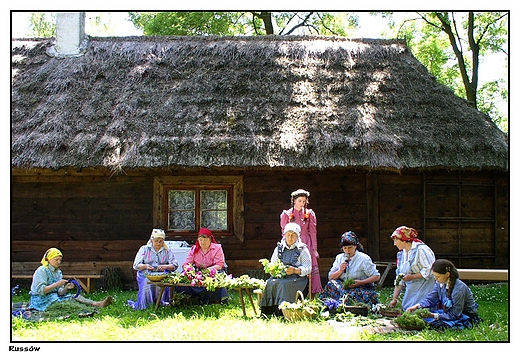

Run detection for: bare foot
[[93, 296, 113, 308]]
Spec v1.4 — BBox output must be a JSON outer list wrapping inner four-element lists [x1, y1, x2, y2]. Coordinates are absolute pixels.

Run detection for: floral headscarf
[[340, 231, 365, 252], [391, 226, 423, 243], [41, 248, 62, 267]]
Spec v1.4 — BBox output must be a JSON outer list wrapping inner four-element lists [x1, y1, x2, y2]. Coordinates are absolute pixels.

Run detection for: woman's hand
[[157, 265, 171, 272], [285, 266, 300, 275], [406, 304, 420, 313], [141, 264, 155, 271], [403, 273, 420, 281], [388, 298, 398, 308]]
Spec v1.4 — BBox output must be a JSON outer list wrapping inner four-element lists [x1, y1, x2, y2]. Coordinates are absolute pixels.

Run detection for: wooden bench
[[458, 268, 508, 282], [11, 261, 106, 294]]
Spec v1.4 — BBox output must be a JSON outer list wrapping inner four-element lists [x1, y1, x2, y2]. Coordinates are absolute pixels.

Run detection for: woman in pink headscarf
[[176, 228, 228, 304], [388, 226, 436, 311]]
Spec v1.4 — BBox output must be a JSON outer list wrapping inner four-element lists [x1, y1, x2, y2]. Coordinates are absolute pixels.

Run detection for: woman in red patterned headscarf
[[389, 226, 436, 311], [176, 228, 228, 304]]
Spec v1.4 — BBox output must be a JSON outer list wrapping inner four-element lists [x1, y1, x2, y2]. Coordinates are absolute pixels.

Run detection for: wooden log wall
[[11, 168, 509, 290]]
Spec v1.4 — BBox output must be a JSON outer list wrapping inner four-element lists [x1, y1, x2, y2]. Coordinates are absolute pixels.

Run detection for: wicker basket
[[281, 291, 318, 322], [146, 272, 168, 282]]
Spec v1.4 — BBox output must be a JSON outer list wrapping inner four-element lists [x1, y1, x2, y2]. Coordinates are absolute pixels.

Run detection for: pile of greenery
[[394, 309, 431, 330]]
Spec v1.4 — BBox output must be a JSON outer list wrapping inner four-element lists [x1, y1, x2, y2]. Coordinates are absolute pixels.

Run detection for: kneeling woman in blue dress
[[406, 259, 482, 330], [259, 222, 312, 316], [318, 231, 380, 306]]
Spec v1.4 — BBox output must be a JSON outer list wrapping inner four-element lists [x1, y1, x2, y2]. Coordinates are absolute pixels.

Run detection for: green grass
[[11, 283, 509, 342]]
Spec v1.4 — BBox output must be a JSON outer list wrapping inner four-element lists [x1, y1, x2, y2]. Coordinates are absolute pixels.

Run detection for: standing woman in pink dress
[[280, 189, 323, 296]]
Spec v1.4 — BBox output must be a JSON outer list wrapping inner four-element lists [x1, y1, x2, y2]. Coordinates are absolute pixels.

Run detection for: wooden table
[[148, 282, 258, 317]]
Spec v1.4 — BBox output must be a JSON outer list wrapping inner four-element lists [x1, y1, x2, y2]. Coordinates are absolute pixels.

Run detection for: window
[[154, 176, 244, 242]]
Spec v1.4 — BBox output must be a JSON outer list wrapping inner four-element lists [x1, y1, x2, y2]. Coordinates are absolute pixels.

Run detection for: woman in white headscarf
[[128, 229, 178, 310], [259, 223, 312, 317]]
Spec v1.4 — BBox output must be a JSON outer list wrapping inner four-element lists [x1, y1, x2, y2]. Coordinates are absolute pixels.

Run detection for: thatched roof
[[11, 35, 508, 173]]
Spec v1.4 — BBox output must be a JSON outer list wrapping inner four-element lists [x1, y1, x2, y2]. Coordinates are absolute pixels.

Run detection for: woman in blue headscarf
[[318, 231, 380, 305]]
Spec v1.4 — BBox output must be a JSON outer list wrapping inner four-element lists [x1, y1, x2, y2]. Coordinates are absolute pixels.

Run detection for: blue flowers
[[323, 298, 340, 310], [11, 285, 19, 297]]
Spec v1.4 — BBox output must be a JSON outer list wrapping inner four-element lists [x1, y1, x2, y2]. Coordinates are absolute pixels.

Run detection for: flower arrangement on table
[[259, 258, 287, 278], [162, 264, 228, 291], [162, 264, 266, 291], [222, 274, 266, 290]]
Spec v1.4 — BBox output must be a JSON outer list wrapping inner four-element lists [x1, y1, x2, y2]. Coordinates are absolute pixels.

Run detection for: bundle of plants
[[259, 258, 287, 278], [394, 309, 431, 330]]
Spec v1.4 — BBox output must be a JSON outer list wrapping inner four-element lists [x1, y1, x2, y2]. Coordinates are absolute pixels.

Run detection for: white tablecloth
[[165, 241, 191, 273]]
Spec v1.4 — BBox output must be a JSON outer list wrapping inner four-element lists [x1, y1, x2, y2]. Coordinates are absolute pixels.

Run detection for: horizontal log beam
[[458, 269, 508, 281]]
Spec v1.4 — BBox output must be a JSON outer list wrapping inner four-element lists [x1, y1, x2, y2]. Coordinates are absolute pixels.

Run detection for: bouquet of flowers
[[259, 258, 287, 278], [163, 263, 229, 291]]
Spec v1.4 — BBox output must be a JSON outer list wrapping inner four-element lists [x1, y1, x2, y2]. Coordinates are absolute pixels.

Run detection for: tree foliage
[[29, 13, 56, 37], [386, 12, 508, 132], [128, 11, 357, 36]]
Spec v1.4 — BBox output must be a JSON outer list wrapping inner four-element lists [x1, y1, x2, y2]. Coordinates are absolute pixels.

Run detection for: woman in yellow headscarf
[[28, 248, 112, 312]]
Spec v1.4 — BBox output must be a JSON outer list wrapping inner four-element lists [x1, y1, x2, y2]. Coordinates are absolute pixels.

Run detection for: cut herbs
[[259, 258, 287, 278], [394, 310, 428, 330], [342, 278, 356, 288]]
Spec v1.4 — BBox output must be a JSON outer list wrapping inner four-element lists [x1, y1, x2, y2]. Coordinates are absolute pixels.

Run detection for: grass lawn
[[10, 282, 509, 343]]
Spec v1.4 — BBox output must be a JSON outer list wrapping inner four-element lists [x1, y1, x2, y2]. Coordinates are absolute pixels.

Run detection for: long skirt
[[425, 310, 482, 330], [259, 275, 308, 315], [127, 271, 170, 310], [174, 286, 228, 304], [318, 279, 379, 305], [401, 276, 436, 310]]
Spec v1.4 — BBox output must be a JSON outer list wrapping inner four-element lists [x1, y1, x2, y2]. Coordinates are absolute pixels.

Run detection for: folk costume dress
[[259, 233, 312, 316], [175, 229, 229, 304], [395, 241, 436, 310], [29, 248, 101, 311], [392, 226, 436, 310], [418, 279, 481, 330], [319, 250, 381, 305], [280, 207, 322, 295], [128, 240, 178, 310]]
